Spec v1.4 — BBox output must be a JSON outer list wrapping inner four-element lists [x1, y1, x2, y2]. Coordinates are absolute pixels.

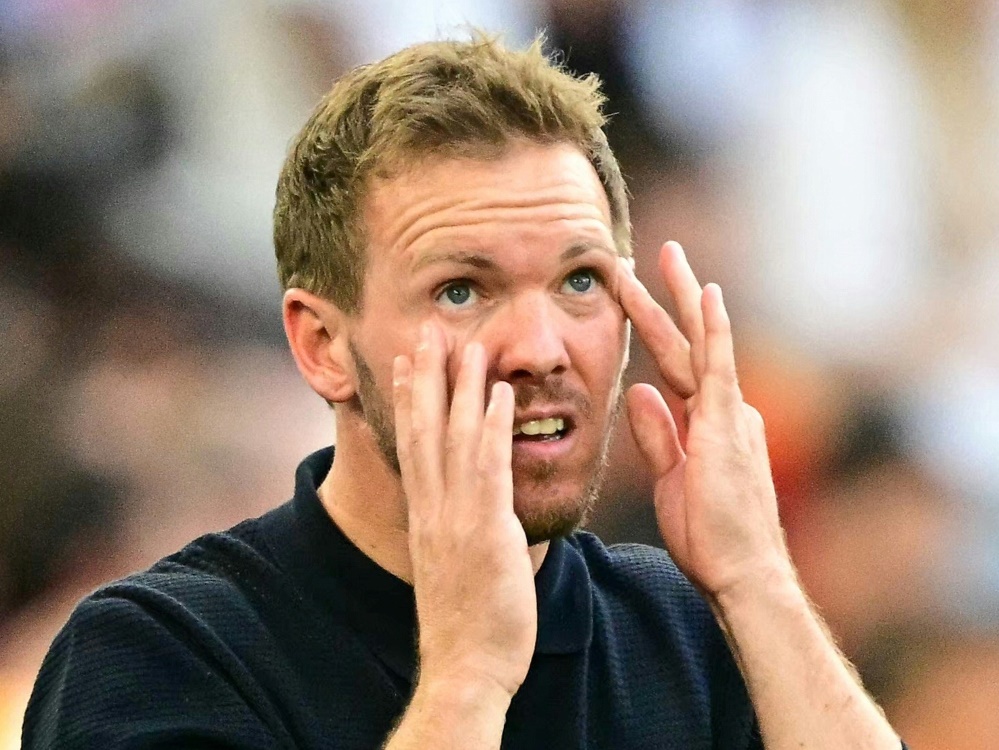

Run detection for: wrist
[[386, 670, 513, 749], [711, 558, 804, 610], [710, 560, 806, 625], [705, 562, 900, 749], [412, 668, 515, 720]]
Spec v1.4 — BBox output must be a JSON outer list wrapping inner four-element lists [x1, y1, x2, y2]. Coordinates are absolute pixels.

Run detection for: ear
[[283, 288, 356, 403]]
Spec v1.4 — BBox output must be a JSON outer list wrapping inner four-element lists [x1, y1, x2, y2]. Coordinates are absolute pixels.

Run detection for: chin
[[513, 474, 598, 546], [519, 510, 588, 546]]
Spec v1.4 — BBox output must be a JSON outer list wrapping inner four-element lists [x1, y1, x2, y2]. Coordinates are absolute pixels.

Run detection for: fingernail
[[417, 322, 430, 350], [393, 355, 407, 386], [488, 380, 509, 407], [462, 341, 478, 365]]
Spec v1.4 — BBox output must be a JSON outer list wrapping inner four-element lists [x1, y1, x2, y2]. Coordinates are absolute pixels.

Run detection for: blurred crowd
[[1, 0, 998, 747]]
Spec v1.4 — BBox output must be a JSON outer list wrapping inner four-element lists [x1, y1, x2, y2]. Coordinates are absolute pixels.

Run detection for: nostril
[[502, 360, 569, 384]]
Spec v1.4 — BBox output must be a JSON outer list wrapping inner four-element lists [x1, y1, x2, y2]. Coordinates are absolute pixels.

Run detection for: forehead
[[361, 141, 614, 271]]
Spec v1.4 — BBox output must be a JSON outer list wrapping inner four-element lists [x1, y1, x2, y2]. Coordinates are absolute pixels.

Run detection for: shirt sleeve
[[22, 593, 289, 750]]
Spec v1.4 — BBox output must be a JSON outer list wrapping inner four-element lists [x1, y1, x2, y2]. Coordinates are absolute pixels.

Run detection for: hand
[[392, 323, 537, 700], [618, 242, 794, 602]]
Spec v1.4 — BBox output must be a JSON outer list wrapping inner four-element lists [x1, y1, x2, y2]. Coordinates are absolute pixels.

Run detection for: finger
[[659, 241, 706, 381], [699, 283, 741, 416], [393, 353, 414, 471], [409, 322, 448, 502], [477, 380, 515, 512], [625, 383, 685, 478], [616, 256, 696, 398], [742, 404, 781, 528], [627, 383, 689, 569], [393, 353, 426, 528], [446, 342, 487, 480], [743, 404, 768, 458]]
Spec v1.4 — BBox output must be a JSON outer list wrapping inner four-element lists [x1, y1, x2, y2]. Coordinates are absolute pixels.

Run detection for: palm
[[651, 402, 774, 595], [620, 243, 787, 599]]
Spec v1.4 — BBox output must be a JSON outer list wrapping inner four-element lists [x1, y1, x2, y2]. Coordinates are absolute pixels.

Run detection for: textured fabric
[[23, 448, 762, 749]]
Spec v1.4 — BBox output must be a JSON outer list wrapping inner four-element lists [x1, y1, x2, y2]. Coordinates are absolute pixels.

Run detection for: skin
[[283, 140, 901, 749], [287, 140, 629, 577]]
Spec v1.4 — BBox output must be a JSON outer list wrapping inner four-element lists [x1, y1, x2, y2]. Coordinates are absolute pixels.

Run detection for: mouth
[[512, 416, 571, 443]]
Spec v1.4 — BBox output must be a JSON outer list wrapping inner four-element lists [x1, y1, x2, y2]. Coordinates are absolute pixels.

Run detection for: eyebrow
[[411, 242, 617, 273], [411, 250, 498, 274], [560, 242, 617, 262]]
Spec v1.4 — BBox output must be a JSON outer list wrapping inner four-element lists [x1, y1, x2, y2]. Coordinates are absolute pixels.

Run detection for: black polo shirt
[[24, 448, 762, 749]]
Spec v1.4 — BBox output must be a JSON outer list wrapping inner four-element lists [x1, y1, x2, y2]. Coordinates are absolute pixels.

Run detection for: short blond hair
[[273, 32, 631, 314]]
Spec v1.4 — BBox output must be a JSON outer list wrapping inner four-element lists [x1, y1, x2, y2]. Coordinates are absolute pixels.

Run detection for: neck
[[318, 414, 549, 582]]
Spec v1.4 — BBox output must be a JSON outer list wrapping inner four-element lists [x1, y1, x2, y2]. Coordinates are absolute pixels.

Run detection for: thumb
[[626, 384, 685, 477]]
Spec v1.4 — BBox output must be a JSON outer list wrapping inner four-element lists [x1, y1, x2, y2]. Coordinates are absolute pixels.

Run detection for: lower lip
[[511, 429, 577, 463]]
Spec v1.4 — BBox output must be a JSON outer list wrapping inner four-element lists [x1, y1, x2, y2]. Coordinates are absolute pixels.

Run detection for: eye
[[436, 280, 480, 309], [562, 269, 599, 295]]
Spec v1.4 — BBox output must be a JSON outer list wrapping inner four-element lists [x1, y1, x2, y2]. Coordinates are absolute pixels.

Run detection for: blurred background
[[1, 0, 997, 746]]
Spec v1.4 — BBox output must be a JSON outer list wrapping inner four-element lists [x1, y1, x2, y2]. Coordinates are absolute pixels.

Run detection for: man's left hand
[[617, 241, 794, 603]]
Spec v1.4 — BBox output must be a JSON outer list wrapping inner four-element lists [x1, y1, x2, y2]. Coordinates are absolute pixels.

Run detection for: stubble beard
[[347, 340, 624, 545], [349, 342, 402, 475]]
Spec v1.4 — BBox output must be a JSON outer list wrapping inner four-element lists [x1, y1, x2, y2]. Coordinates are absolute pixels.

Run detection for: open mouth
[[512, 417, 570, 442]]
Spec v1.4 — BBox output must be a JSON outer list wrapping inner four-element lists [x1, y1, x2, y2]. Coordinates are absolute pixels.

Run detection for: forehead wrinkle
[[396, 204, 612, 267], [364, 145, 615, 272], [381, 182, 611, 253]]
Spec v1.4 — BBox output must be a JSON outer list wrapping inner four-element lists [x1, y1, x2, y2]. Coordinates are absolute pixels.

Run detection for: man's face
[[347, 141, 629, 543]]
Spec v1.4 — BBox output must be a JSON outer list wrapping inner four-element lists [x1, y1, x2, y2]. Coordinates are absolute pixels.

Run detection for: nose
[[486, 292, 570, 383]]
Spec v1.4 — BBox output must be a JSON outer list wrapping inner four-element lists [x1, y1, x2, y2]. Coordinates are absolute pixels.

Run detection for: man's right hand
[[390, 322, 537, 743]]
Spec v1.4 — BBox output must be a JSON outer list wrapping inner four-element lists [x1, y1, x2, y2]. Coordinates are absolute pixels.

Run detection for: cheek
[[353, 325, 416, 393], [431, 311, 479, 351], [573, 313, 628, 389], [433, 315, 491, 388]]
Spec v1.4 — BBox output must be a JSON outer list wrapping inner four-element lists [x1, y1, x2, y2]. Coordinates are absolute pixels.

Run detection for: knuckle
[[712, 313, 732, 334], [743, 404, 765, 428], [445, 429, 466, 458], [705, 366, 739, 392], [409, 429, 427, 451], [409, 411, 427, 435], [475, 446, 500, 475], [409, 431, 438, 464], [668, 336, 691, 359], [409, 522, 436, 553]]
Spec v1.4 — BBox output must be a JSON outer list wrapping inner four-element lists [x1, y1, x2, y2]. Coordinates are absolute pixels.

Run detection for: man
[[24, 35, 906, 749]]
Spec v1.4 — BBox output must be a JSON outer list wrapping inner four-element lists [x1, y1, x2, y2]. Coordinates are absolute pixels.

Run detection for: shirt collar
[[274, 448, 593, 684]]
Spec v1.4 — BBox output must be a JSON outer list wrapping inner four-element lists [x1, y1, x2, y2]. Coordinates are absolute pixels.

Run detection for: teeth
[[513, 417, 564, 436]]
